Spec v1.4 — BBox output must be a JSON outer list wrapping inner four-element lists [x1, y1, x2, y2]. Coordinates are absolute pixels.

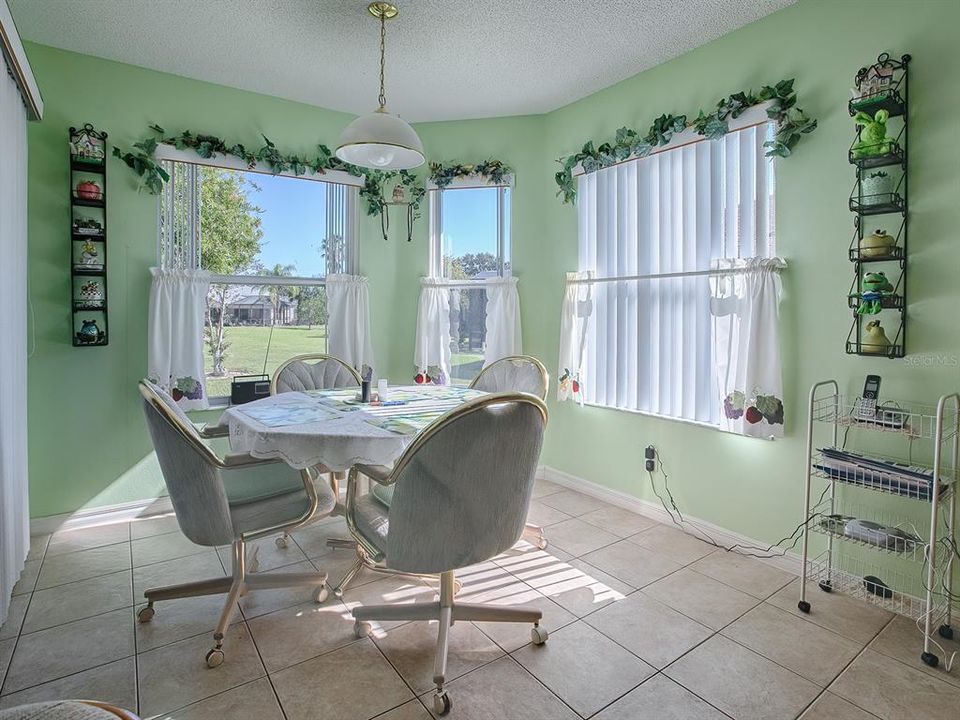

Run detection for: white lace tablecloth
[[223, 385, 484, 470]]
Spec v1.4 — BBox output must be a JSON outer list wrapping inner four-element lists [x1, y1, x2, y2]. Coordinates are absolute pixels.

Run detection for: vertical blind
[[577, 123, 776, 423]]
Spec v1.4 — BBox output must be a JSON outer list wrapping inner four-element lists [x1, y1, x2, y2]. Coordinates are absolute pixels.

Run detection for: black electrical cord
[[646, 452, 829, 560]]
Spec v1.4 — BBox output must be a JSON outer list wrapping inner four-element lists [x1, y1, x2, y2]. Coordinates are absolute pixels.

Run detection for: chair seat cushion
[[226, 463, 336, 536], [0, 701, 121, 720], [370, 482, 394, 507], [353, 493, 390, 554]]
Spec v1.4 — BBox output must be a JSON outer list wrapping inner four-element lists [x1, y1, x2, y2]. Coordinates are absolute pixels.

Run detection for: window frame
[[155, 145, 363, 403], [427, 175, 514, 284], [573, 106, 777, 427]]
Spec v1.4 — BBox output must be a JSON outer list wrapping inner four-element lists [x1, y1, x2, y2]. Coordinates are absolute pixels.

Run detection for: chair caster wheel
[[275, 535, 289, 549], [137, 605, 155, 623], [536, 537, 548, 550], [797, 601, 811, 614], [818, 581, 832, 593], [921, 651, 939, 668], [314, 586, 329, 604], [938, 624, 954, 640], [531, 624, 548, 645], [205, 648, 225, 668], [334, 586, 344, 599], [354, 620, 371, 638], [433, 691, 452, 715]]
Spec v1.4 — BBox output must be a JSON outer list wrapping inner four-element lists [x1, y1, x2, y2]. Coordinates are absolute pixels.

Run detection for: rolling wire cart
[[798, 380, 960, 667]]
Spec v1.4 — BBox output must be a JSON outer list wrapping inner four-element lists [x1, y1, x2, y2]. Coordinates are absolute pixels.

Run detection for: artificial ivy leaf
[[149, 124, 165, 134], [701, 116, 729, 140], [775, 78, 795, 97], [671, 114, 687, 133], [631, 141, 653, 158], [615, 126, 638, 146], [581, 156, 599, 174]]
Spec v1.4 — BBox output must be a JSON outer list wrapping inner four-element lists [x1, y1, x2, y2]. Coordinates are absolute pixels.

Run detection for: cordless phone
[[855, 374, 881, 420]]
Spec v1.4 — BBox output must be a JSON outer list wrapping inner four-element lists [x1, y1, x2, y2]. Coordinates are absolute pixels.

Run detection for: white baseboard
[[538, 465, 802, 577], [31, 496, 174, 536]]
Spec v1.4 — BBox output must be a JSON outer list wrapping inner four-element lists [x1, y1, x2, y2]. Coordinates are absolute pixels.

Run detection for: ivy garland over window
[[428, 159, 513, 188], [112, 124, 424, 219], [555, 79, 817, 204]]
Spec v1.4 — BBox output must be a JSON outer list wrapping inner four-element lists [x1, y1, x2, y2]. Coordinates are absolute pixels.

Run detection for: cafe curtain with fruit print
[[557, 272, 593, 404], [148, 267, 211, 410], [413, 278, 452, 385], [710, 257, 786, 438]]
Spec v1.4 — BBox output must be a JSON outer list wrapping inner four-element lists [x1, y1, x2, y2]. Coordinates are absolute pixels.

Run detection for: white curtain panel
[[483, 276, 522, 366], [414, 278, 452, 383], [0, 66, 30, 625], [147, 267, 211, 410], [576, 123, 775, 423], [326, 274, 375, 370], [711, 257, 786, 438], [557, 271, 593, 404]]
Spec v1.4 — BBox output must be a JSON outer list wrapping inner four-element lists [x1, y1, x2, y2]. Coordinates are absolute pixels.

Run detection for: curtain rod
[[566, 262, 785, 284]]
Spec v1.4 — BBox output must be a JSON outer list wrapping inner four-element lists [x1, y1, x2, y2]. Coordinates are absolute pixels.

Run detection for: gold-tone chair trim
[[269, 352, 363, 395], [469, 354, 550, 401]]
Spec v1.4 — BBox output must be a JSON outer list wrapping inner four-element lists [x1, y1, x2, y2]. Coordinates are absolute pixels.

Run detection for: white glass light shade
[[336, 109, 425, 170]]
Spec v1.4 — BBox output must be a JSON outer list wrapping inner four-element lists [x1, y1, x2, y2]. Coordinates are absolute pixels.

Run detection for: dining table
[[222, 384, 487, 473]]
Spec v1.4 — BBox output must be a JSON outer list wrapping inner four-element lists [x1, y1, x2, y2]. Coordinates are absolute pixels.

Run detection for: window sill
[[578, 400, 719, 432]]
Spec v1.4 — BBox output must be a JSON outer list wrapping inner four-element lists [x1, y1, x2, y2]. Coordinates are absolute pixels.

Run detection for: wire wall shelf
[[811, 393, 959, 442], [806, 551, 932, 620]]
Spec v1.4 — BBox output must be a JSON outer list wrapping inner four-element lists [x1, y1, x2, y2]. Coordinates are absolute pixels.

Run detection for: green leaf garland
[[555, 78, 817, 203], [111, 124, 425, 221], [428, 159, 513, 189]]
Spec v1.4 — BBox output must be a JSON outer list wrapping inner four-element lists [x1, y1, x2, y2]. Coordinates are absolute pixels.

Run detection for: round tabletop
[[223, 385, 485, 470]]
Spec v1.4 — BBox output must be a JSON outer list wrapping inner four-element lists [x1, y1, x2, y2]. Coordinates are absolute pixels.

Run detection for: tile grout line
[[0, 534, 49, 696], [796, 614, 896, 720], [127, 527, 140, 717]]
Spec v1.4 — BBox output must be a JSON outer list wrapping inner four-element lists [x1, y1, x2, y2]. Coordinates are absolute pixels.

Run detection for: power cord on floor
[[645, 450, 827, 561]]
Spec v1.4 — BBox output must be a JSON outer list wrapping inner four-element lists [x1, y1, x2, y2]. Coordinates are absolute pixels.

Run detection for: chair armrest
[[198, 417, 230, 438], [220, 451, 286, 469], [356, 463, 395, 486]]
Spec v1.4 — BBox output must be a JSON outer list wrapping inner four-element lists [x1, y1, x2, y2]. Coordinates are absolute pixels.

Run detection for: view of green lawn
[[204, 325, 484, 397], [204, 325, 327, 397]]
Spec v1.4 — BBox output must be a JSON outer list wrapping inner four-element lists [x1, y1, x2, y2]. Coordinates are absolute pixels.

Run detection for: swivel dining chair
[[138, 380, 336, 666], [345, 392, 549, 715], [270, 352, 362, 394], [270, 352, 362, 549], [470, 355, 551, 549]]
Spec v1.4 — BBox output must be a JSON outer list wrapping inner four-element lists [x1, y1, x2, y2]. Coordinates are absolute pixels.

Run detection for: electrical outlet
[[645, 445, 656, 472]]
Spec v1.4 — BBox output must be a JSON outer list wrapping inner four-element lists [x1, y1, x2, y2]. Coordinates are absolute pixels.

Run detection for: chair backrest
[[138, 381, 235, 546], [383, 393, 548, 574], [271, 353, 362, 394], [469, 355, 549, 400]]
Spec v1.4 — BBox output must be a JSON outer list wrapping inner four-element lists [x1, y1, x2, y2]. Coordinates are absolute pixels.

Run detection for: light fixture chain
[[378, 10, 386, 110]]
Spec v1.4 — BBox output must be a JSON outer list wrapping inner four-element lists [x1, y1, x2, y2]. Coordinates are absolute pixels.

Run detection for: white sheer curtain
[[483, 277, 522, 366], [557, 272, 593, 404], [414, 279, 452, 383], [577, 123, 777, 425], [148, 268, 211, 410], [0, 62, 30, 625], [711, 258, 785, 438], [326, 274, 374, 370]]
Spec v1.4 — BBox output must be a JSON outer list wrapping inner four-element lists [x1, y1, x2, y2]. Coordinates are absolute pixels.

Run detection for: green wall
[[24, 43, 408, 517], [536, 0, 960, 544], [24, 0, 960, 544]]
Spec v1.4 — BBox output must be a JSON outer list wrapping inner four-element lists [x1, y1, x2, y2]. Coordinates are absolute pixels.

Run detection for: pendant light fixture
[[336, 2, 425, 170]]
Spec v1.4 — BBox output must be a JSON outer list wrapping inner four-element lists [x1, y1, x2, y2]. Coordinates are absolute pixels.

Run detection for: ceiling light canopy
[[336, 2, 424, 170]]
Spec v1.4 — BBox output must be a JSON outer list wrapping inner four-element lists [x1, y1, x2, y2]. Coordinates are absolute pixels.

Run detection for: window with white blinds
[[577, 123, 776, 424]]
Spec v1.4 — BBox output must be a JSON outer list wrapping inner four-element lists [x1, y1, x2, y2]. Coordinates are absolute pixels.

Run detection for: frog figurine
[[861, 320, 891, 355], [852, 109, 892, 158], [76, 319, 103, 344]]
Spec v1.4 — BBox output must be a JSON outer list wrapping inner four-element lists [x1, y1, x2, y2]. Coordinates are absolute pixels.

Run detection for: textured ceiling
[[10, 0, 795, 122]]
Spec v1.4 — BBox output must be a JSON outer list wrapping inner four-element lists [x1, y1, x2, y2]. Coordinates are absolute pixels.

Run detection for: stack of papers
[[814, 448, 950, 500]]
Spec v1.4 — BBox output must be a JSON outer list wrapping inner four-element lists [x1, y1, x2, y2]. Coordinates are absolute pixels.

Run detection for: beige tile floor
[[3, 481, 960, 719]]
